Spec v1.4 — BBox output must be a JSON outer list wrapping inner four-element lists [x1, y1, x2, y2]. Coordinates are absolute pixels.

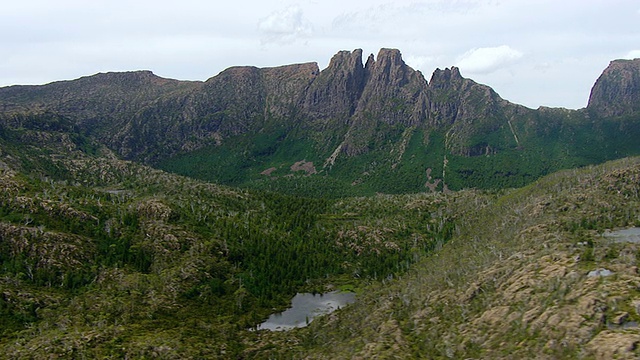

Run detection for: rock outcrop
[[303, 49, 365, 121], [588, 58, 640, 117], [333, 48, 429, 156]]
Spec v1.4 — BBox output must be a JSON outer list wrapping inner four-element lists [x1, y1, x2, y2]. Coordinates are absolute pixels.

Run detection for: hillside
[[1, 107, 640, 358], [250, 156, 640, 359], [0, 116, 455, 357], [1, 50, 639, 196]]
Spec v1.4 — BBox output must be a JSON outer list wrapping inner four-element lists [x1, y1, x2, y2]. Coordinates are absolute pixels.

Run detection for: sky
[[1, 0, 639, 109]]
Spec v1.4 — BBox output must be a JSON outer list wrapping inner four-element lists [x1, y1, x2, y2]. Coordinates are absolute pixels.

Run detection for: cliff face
[[588, 58, 640, 117], [323, 49, 429, 156], [303, 49, 365, 121], [298, 49, 429, 156], [355, 48, 428, 128]]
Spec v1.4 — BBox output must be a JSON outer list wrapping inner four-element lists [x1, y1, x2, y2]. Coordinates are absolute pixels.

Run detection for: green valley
[[1, 50, 640, 358]]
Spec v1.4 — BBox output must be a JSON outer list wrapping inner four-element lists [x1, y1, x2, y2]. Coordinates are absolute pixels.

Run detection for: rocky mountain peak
[[355, 49, 426, 112], [363, 48, 413, 87], [587, 58, 640, 117], [336, 48, 429, 156], [327, 49, 365, 72], [365, 53, 375, 70], [302, 49, 366, 119], [372, 48, 404, 67], [428, 66, 463, 89]]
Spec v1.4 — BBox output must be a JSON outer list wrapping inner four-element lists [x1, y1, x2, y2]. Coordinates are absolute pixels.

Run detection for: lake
[[602, 227, 640, 243], [256, 291, 356, 331]]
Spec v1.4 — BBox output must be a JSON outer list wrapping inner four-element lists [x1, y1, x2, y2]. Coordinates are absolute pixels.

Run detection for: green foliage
[[0, 120, 461, 357], [158, 122, 323, 188], [3, 110, 640, 358], [157, 109, 640, 198]]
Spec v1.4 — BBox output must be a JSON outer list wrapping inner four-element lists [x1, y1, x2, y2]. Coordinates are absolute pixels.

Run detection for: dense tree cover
[[2, 110, 640, 358], [0, 117, 460, 357], [157, 111, 640, 197], [248, 157, 640, 359]]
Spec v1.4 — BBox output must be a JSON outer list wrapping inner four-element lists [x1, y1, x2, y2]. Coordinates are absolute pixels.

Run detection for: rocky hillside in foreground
[[252, 156, 640, 359], [1, 50, 640, 195]]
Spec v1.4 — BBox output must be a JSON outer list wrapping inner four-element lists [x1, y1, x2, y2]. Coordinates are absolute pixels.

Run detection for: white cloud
[[1, 1, 639, 109], [258, 6, 313, 44], [455, 45, 523, 74], [624, 50, 640, 59], [404, 55, 435, 72]]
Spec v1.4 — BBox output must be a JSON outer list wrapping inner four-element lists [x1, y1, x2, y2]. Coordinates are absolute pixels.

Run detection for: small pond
[[256, 291, 356, 331], [602, 227, 640, 244]]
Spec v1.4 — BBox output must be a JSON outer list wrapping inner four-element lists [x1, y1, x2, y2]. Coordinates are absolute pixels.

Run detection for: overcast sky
[[1, 0, 639, 109]]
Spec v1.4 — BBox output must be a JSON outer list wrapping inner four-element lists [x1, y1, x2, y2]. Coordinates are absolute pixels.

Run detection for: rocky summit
[[588, 58, 640, 117]]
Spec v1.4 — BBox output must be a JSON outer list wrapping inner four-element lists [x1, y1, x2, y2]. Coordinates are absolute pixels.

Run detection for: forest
[[1, 101, 640, 357], [0, 114, 464, 357]]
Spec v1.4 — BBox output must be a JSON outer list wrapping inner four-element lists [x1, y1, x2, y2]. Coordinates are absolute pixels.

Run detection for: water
[[256, 291, 356, 331], [587, 268, 613, 277], [608, 321, 639, 330], [602, 227, 640, 243]]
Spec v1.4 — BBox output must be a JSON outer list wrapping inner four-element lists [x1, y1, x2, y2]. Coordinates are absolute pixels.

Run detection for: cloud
[[455, 45, 523, 74], [258, 6, 313, 44], [404, 55, 435, 72], [624, 50, 640, 59]]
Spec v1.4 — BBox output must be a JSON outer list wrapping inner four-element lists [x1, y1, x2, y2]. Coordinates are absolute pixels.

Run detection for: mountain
[[1, 50, 640, 358], [1, 50, 640, 196], [588, 58, 640, 117]]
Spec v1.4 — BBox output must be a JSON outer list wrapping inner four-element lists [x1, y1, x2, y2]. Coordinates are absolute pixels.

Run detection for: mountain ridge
[[1, 49, 639, 195]]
